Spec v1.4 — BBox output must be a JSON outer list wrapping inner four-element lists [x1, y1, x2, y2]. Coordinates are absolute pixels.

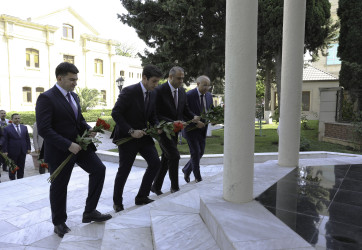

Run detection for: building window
[[26, 49, 39, 68], [36, 87, 44, 100], [101, 90, 106, 104], [63, 55, 74, 64], [94, 59, 103, 75], [129, 72, 134, 78], [302, 91, 310, 111], [327, 44, 341, 65], [23, 87, 32, 103], [120, 70, 125, 76], [63, 24, 74, 39]]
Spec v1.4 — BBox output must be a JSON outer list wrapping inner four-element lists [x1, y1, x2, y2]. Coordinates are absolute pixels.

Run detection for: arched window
[[94, 59, 103, 74], [63, 24, 74, 39], [26, 49, 39, 68], [23, 87, 32, 103]]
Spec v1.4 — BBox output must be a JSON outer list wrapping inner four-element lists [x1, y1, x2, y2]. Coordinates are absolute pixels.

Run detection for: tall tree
[[337, 0, 362, 108], [119, 0, 225, 93], [258, 0, 336, 109]]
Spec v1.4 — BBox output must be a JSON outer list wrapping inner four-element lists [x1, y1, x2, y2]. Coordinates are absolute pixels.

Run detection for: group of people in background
[[1, 62, 213, 238]]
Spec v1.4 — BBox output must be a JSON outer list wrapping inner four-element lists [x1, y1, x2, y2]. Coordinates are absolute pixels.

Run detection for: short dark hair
[[169, 66, 184, 76], [11, 113, 19, 119], [55, 62, 79, 77], [142, 65, 163, 80]]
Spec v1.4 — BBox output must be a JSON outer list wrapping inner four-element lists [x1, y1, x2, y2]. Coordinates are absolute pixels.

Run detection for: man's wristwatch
[[128, 128, 135, 135]]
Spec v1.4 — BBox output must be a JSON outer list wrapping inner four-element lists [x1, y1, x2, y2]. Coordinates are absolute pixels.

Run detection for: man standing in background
[[182, 76, 213, 183], [0, 110, 9, 172], [2, 113, 31, 180]]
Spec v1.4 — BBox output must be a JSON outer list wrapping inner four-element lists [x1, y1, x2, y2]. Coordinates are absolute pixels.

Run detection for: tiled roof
[[303, 65, 339, 81]]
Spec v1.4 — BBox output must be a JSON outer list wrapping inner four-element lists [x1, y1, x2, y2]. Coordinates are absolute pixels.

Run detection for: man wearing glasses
[[182, 75, 213, 183]]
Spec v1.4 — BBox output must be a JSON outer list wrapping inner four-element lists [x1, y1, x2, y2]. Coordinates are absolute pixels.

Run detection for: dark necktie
[[144, 91, 150, 111], [200, 94, 205, 113], [173, 90, 178, 109], [66, 92, 78, 118], [16, 125, 21, 136]]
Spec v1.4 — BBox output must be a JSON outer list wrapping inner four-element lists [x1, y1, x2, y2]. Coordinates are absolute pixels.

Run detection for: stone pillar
[[278, 0, 307, 167], [223, 0, 258, 203]]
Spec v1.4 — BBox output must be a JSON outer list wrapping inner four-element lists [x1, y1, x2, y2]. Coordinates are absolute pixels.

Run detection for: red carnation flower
[[173, 122, 184, 133], [11, 166, 19, 174], [41, 163, 48, 169]]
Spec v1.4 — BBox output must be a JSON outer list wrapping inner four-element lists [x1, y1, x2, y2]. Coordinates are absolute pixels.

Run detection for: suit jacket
[[35, 85, 93, 166], [184, 88, 214, 136], [2, 124, 31, 156], [155, 82, 195, 123], [112, 83, 158, 145]]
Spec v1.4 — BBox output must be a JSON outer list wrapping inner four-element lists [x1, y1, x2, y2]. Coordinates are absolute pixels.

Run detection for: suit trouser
[[49, 149, 106, 225], [182, 129, 206, 180], [8, 152, 26, 180], [113, 139, 160, 206], [0, 154, 7, 171], [153, 134, 180, 190]]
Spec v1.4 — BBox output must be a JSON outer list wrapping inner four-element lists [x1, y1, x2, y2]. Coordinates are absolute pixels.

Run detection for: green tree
[[258, 0, 338, 109], [115, 42, 138, 57], [119, 0, 226, 93], [337, 0, 362, 108], [76, 87, 100, 112]]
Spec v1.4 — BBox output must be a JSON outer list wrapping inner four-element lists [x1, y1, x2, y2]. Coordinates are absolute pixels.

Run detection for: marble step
[[99, 186, 219, 250], [150, 201, 220, 250]]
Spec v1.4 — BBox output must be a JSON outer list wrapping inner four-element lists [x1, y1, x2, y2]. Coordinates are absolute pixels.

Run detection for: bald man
[[182, 76, 213, 183]]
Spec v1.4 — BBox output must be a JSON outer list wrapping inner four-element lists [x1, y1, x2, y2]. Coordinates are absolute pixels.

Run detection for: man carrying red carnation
[[111, 64, 163, 212], [151, 66, 200, 195], [2, 113, 31, 180]]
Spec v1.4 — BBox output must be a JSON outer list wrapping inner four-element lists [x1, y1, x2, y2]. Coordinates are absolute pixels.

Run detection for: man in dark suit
[[2, 113, 31, 180], [112, 65, 162, 212], [182, 76, 213, 183], [36, 62, 111, 238], [151, 66, 199, 194]]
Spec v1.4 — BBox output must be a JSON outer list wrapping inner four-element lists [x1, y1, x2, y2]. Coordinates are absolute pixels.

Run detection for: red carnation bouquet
[[47, 118, 111, 183], [115, 120, 187, 146], [0, 152, 19, 174]]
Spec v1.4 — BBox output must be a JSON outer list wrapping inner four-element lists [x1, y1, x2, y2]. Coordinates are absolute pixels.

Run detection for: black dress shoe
[[62, 222, 71, 233], [150, 186, 163, 196], [170, 188, 180, 193], [183, 172, 190, 183], [82, 210, 112, 223], [54, 223, 69, 238], [195, 178, 203, 183], [113, 204, 124, 213], [135, 196, 154, 205]]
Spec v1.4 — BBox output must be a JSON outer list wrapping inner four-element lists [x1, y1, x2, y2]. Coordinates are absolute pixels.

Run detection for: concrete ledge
[[96, 150, 358, 168]]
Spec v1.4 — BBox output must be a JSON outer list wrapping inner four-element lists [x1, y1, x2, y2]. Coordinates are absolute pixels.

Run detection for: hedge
[[6, 109, 113, 126]]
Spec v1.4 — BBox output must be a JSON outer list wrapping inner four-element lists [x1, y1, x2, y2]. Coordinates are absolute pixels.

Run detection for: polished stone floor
[[256, 164, 362, 250]]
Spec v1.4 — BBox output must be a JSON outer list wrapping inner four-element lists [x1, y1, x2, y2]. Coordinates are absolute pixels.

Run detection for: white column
[[278, 0, 307, 167], [224, 0, 258, 203]]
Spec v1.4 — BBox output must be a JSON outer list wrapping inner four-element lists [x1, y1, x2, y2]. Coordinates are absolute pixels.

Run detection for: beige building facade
[[0, 7, 142, 112]]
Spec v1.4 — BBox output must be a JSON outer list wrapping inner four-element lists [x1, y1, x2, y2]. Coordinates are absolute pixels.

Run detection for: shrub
[[7, 111, 36, 125], [300, 136, 311, 151]]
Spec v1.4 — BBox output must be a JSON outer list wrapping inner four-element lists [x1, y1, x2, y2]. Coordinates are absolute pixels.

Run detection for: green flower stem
[[47, 154, 74, 183]]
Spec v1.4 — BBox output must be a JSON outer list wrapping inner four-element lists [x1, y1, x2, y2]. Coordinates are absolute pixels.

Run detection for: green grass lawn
[[109, 120, 361, 155]]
